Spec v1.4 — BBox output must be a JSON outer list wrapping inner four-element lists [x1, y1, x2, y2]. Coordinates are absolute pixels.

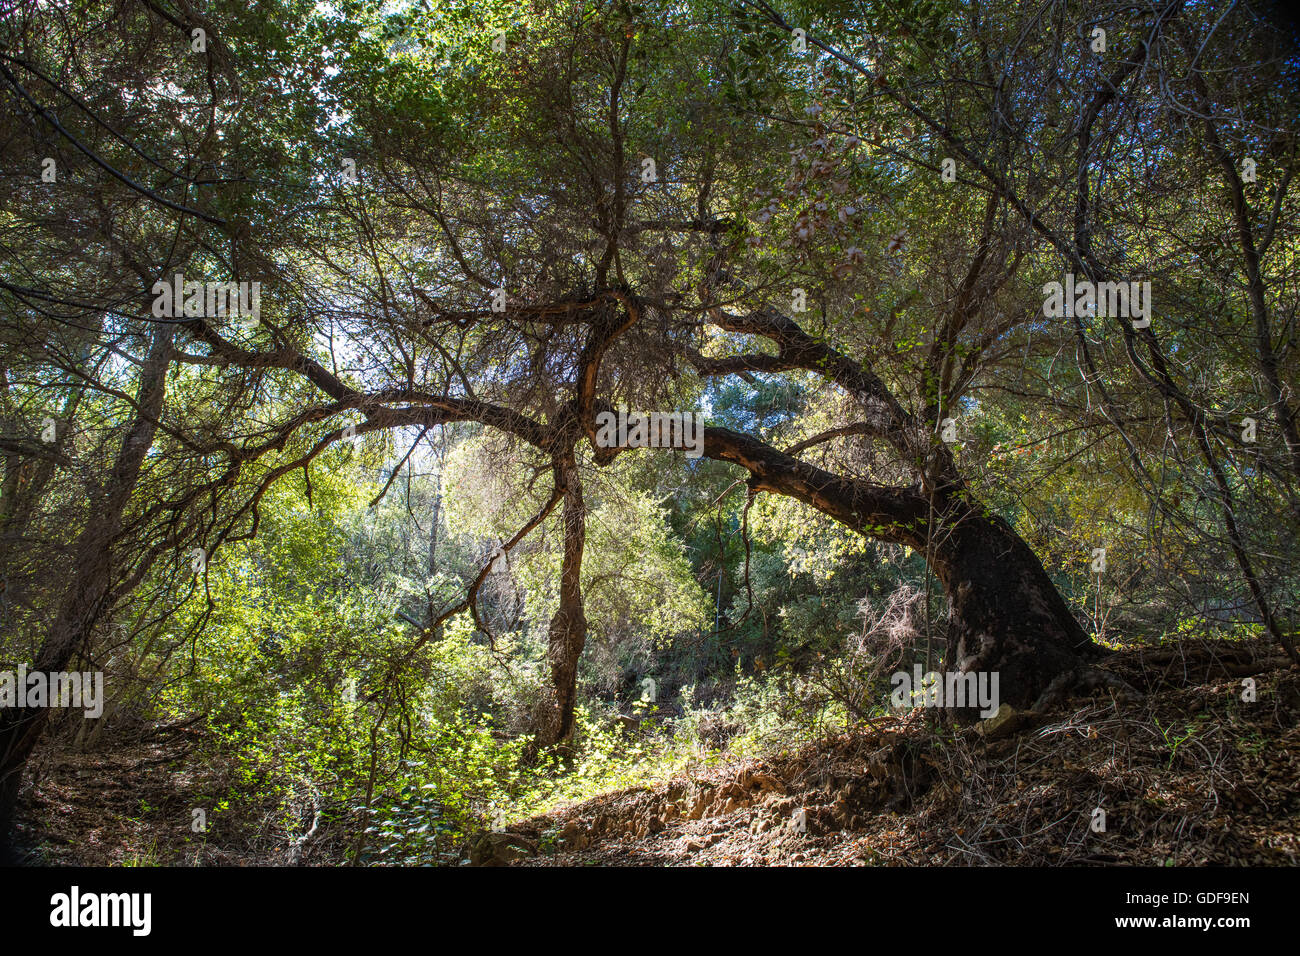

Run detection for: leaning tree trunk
[[926, 497, 1099, 715], [0, 325, 173, 857], [702, 426, 1096, 716], [530, 449, 588, 755]]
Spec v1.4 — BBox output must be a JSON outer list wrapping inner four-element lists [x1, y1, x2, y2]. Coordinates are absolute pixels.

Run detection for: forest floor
[[11, 718, 265, 866], [11, 637, 1300, 866], [483, 638, 1300, 866]]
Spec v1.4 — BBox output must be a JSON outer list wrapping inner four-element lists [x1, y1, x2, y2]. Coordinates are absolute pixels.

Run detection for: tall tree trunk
[[426, 438, 443, 630], [0, 325, 173, 856], [531, 450, 587, 754]]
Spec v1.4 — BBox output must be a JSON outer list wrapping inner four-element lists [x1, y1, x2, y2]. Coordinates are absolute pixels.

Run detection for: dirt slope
[[475, 640, 1300, 866]]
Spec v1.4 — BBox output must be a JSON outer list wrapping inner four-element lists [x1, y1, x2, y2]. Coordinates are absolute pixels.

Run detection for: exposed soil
[[10, 723, 273, 866], [479, 639, 1300, 866]]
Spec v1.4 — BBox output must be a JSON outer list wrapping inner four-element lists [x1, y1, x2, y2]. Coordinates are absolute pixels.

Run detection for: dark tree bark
[[702, 426, 1097, 716], [926, 499, 1098, 710]]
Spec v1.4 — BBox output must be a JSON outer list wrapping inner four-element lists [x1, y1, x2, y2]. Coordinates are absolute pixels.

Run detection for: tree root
[[1030, 666, 1144, 713]]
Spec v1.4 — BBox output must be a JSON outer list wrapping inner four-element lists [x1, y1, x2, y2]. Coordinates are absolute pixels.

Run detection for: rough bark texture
[[0, 326, 173, 856], [702, 426, 1095, 715], [927, 499, 1098, 713], [532, 450, 588, 753]]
